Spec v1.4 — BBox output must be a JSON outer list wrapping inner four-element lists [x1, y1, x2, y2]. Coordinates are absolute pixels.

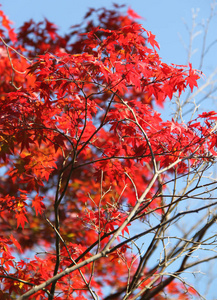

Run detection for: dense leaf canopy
[[0, 4, 216, 300]]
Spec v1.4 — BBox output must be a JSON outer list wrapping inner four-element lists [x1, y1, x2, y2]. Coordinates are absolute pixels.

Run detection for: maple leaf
[[186, 63, 200, 92], [146, 29, 160, 49], [10, 234, 23, 253], [127, 7, 143, 19], [32, 194, 46, 216], [0, 10, 13, 30], [199, 111, 217, 120], [16, 212, 28, 229], [0, 10, 17, 42]]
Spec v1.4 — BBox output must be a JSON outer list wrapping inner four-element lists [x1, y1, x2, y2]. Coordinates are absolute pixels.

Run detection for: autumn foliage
[[0, 4, 216, 300]]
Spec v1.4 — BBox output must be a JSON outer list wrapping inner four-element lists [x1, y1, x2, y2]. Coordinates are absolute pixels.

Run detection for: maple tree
[[0, 3, 217, 300]]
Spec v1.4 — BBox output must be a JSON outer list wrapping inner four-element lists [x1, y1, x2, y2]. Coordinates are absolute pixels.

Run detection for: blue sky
[[1, 1, 217, 299]]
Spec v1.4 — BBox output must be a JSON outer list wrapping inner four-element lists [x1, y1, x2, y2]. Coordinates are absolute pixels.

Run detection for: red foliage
[[0, 4, 212, 300]]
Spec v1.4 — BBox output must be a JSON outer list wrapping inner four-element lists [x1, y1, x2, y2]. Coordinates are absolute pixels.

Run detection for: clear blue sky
[[1, 1, 217, 299]]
